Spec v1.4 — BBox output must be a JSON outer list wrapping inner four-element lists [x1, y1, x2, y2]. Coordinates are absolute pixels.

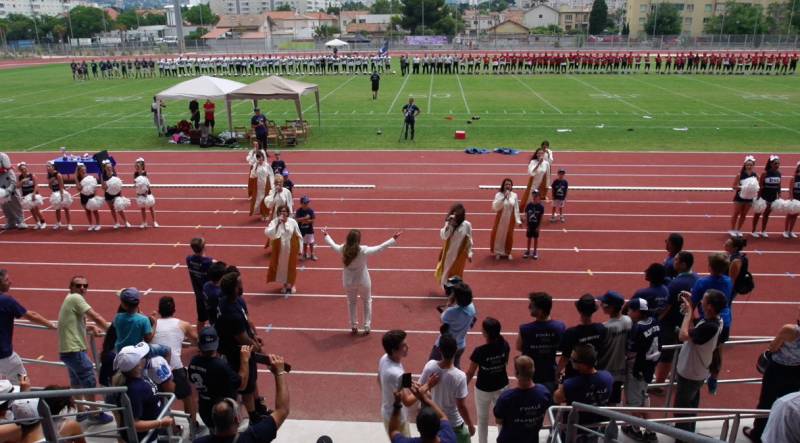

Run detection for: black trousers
[[404, 120, 415, 140], [752, 360, 800, 438]]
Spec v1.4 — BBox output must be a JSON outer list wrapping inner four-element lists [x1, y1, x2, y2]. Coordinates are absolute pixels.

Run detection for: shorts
[[60, 351, 97, 388], [553, 199, 566, 208], [302, 233, 315, 245], [526, 226, 541, 239], [0, 352, 26, 383], [105, 192, 119, 203], [171, 368, 192, 399], [733, 194, 753, 204], [624, 374, 649, 407], [80, 194, 91, 207]]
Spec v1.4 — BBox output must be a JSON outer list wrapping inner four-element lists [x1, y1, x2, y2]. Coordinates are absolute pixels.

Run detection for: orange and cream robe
[[520, 158, 551, 211], [265, 217, 302, 287], [434, 221, 473, 286], [491, 192, 521, 257]]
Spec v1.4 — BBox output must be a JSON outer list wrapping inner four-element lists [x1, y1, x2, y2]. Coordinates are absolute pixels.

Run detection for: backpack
[[733, 254, 755, 294]]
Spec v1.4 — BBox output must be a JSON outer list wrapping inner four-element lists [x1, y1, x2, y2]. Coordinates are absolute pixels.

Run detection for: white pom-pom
[[49, 192, 73, 209], [21, 194, 43, 210], [0, 188, 9, 204], [113, 196, 131, 211], [738, 176, 760, 200], [80, 176, 98, 196], [137, 194, 156, 208], [771, 199, 790, 215], [752, 197, 767, 214], [789, 199, 800, 215], [86, 196, 105, 211], [105, 177, 123, 195], [134, 176, 151, 195]]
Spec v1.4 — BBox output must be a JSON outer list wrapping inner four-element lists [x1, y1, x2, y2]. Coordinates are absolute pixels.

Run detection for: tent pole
[[226, 98, 233, 136], [315, 90, 321, 127]]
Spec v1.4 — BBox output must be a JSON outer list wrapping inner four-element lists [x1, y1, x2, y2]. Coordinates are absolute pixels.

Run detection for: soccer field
[[1, 63, 799, 152]]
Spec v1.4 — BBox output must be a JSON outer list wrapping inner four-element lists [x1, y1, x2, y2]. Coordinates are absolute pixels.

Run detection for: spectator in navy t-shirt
[[0, 269, 56, 383], [629, 263, 669, 319], [554, 344, 613, 432], [558, 294, 607, 380], [494, 355, 552, 443], [186, 238, 214, 329], [516, 292, 565, 392], [251, 109, 268, 150], [202, 261, 227, 326], [466, 317, 509, 443], [663, 233, 684, 280], [656, 251, 698, 386]]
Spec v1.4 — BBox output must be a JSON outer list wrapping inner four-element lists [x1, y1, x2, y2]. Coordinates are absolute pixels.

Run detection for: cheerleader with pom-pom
[[265, 205, 302, 295], [100, 160, 130, 229], [16, 162, 45, 229], [46, 161, 72, 230], [134, 158, 158, 228], [250, 150, 273, 219], [751, 156, 782, 239], [76, 163, 103, 230], [784, 161, 800, 239], [729, 156, 758, 238]]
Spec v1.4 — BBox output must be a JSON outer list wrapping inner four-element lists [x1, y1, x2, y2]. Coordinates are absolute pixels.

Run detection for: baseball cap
[[119, 288, 141, 305], [253, 108, 261, 112], [531, 189, 540, 196], [113, 342, 150, 372], [281, 169, 290, 177], [10, 398, 40, 425], [198, 327, 220, 352], [599, 291, 624, 309], [0, 380, 19, 408], [145, 356, 173, 385], [558, 168, 566, 174], [300, 196, 310, 204], [444, 276, 463, 291], [575, 294, 598, 315], [628, 298, 650, 312]]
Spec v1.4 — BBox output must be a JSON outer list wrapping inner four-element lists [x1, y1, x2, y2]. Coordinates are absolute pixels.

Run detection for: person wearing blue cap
[[281, 169, 294, 193], [597, 291, 631, 407], [112, 288, 154, 353], [622, 298, 661, 442]]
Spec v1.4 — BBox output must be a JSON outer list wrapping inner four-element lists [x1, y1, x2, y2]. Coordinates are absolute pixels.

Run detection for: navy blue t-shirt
[[519, 320, 566, 385], [186, 255, 213, 297], [251, 115, 267, 136], [0, 294, 26, 359], [551, 179, 569, 200], [194, 416, 278, 443], [127, 377, 161, 442], [560, 323, 607, 379], [627, 317, 661, 382], [562, 370, 613, 424], [665, 272, 698, 330], [632, 285, 670, 318], [295, 207, 315, 236], [525, 202, 545, 230], [215, 298, 250, 367], [494, 385, 552, 443], [202, 282, 222, 325]]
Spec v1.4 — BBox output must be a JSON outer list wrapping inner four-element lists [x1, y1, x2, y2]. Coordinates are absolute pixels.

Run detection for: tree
[[183, 4, 219, 26], [643, 2, 681, 35], [341, 1, 369, 10], [401, 0, 450, 33], [477, 0, 509, 13], [314, 24, 340, 38], [326, 6, 341, 14], [116, 9, 140, 29], [589, 0, 608, 34], [187, 27, 208, 39], [703, 1, 767, 34], [621, 22, 629, 35], [68, 6, 110, 37], [371, 0, 403, 13]]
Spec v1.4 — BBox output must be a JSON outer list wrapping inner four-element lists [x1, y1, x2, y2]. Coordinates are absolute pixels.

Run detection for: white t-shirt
[[419, 360, 468, 427], [378, 354, 406, 422], [763, 391, 800, 443]]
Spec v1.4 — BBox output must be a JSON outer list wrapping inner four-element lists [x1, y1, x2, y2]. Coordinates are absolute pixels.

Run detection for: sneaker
[[729, 230, 738, 237], [550, 216, 558, 222], [560, 215, 566, 222], [761, 231, 769, 238], [785, 231, 791, 238], [364, 326, 371, 335], [532, 253, 539, 260], [153, 221, 159, 228], [140, 223, 147, 229], [351, 327, 358, 335], [522, 251, 530, 259], [792, 232, 799, 239], [53, 223, 61, 230], [125, 222, 131, 228], [39, 222, 46, 229], [18, 223, 28, 229], [310, 255, 318, 261], [507, 254, 513, 260], [707, 376, 718, 395], [113, 223, 120, 229], [88, 412, 115, 425], [67, 225, 73, 231], [643, 430, 658, 442], [736, 231, 744, 238], [621, 425, 644, 441], [751, 231, 760, 238], [88, 225, 95, 231], [94, 225, 101, 231]]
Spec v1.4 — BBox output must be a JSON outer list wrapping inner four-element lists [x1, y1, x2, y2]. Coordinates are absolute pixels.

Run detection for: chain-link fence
[[1, 33, 798, 57]]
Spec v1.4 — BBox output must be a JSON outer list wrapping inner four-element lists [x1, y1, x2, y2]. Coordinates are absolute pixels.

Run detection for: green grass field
[[1, 63, 799, 152]]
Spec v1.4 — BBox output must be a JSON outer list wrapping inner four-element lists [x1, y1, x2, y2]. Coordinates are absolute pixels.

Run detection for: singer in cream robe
[[520, 148, 551, 211], [435, 208, 473, 286], [490, 179, 521, 258], [265, 208, 302, 293]]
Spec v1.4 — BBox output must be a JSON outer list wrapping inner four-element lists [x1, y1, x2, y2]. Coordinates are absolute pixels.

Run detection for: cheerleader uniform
[[102, 169, 119, 202], [134, 171, 152, 196], [47, 172, 61, 195], [734, 170, 758, 203], [793, 174, 800, 201], [762, 169, 782, 204], [19, 174, 35, 198]]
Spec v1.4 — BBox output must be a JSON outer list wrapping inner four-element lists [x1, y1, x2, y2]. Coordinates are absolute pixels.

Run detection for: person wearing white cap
[[112, 342, 175, 442], [46, 161, 73, 230], [10, 397, 46, 443], [0, 152, 24, 229], [621, 297, 661, 442]]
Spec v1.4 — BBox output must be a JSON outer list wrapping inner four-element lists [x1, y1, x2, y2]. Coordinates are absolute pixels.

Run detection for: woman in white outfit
[[520, 147, 551, 211], [250, 151, 273, 219], [490, 178, 521, 260], [265, 175, 293, 221], [322, 228, 401, 335], [434, 203, 473, 288], [265, 205, 303, 294]]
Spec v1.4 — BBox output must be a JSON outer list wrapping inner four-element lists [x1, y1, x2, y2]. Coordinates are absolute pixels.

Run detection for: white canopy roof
[[225, 76, 321, 129], [156, 76, 246, 100], [324, 38, 348, 47]]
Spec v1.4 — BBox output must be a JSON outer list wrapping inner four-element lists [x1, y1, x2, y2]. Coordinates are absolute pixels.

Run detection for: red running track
[[4, 150, 799, 421]]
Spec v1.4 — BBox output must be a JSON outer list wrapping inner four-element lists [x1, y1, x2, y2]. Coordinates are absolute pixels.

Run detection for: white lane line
[[0, 261, 794, 278], [3, 240, 797, 255], [152, 196, 737, 205], [302, 75, 356, 114], [569, 75, 650, 115], [16, 162, 785, 169], [11, 287, 797, 305], [427, 75, 433, 114], [630, 76, 800, 136], [513, 76, 562, 114], [455, 74, 471, 114], [387, 74, 410, 114], [132, 171, 741, 178]]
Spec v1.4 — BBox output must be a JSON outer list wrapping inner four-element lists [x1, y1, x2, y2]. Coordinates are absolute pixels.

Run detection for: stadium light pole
[[421, 0, 425, 35], [650, 0, 658, 39]]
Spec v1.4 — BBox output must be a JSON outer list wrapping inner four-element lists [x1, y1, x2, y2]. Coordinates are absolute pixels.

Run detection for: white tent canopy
[[225, 76, 321, 132], [156, 76, 246, 100], [324, 38, 348, 47]]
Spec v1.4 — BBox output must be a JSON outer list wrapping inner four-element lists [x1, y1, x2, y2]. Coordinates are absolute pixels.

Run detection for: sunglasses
[[72, 283, 89, 289]]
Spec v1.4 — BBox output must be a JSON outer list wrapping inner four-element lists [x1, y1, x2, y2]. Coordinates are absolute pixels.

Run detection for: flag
[[378, 41, 389, 57]]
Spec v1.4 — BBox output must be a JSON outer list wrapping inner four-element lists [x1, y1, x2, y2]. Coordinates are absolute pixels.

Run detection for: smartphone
[[252, 353, 292, 373], [401, 372, 412, 389]]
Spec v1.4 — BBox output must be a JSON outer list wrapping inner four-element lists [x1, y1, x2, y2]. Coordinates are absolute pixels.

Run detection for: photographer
[[401, 98, 420, 141], [194, 354, 290, 443]]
